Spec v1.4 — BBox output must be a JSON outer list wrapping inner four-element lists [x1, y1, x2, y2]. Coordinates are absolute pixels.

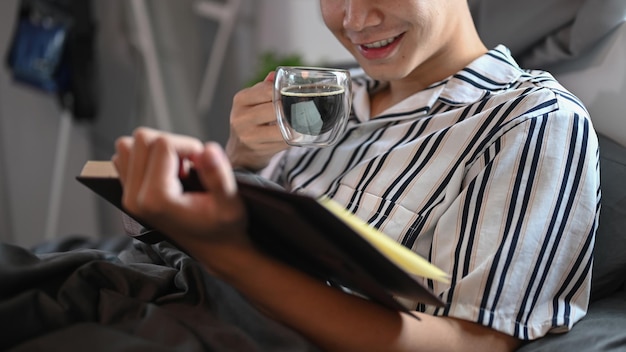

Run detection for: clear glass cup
[[273, 66, 352, 147]]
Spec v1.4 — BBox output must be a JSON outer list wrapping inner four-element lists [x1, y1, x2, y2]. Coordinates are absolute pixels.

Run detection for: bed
[[0, 236, 318, 351]]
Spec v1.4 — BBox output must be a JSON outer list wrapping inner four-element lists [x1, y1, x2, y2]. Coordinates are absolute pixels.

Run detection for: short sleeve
[[423, 109, 600, 340]]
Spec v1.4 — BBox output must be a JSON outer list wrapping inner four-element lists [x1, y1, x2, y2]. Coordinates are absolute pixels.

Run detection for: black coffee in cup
[[280, 84, 346, 136]]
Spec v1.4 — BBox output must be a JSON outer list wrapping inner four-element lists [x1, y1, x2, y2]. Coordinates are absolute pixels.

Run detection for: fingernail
[[265, 71, 276, 82]]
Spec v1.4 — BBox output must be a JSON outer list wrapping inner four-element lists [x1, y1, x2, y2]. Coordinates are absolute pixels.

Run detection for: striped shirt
[[266, 45, 600, 340]]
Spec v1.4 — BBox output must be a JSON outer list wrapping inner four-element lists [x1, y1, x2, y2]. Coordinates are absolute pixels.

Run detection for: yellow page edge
[[318, 197, 450, 284]]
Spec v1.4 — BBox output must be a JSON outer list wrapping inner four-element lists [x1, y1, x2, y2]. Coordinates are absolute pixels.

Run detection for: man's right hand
[[226, 71, 288, 171]]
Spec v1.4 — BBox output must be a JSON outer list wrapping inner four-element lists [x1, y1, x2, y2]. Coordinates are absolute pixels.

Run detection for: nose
[[342, 0, 382, 32]]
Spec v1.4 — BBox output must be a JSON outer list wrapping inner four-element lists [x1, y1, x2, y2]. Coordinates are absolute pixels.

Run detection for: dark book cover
[[76, 162, 445, 313]]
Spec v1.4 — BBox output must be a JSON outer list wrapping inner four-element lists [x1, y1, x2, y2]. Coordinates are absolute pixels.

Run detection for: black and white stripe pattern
[[267, 46, 600, 340]]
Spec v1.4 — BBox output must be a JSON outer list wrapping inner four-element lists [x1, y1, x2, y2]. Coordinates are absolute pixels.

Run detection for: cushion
[[469, 0, 626, 68], [517, 289, 626, 352], [592, 134, 626, 301]]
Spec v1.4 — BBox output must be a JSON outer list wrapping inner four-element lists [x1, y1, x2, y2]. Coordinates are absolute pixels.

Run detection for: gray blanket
[[0, 238, 317, 351]]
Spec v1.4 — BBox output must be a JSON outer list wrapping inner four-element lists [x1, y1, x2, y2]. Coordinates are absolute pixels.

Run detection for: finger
[[160, 133, 205, 157], [113, 136, 133, 184], [126, 127, 204, 150], [139, 136, 182, 213], [255, 102, 279, 126], [122, 128, 204, 196], [232, 102, 278, 130], [131, 127, 204, 157], [196, 143, 248, 230], [232, 80, 274, 108], [264, 71, 276, 82], [196, 142, 238, 200], [123, 129, 155, 210], [238, 122, 285, 144], [140, 140, 247, 244]]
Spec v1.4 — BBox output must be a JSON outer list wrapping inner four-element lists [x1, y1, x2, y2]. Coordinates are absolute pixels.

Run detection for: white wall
[[0, 0, 353, 248], [0, 0, 99, 247], [256, 0, 353, 65]]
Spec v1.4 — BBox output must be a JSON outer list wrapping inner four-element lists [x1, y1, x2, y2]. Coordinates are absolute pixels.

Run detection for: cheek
[[319, 1, 342, 32]]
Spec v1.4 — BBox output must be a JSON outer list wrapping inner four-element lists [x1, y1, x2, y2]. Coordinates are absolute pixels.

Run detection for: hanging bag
[[6, 0, 72, 93], [6, 0, 97, 120]]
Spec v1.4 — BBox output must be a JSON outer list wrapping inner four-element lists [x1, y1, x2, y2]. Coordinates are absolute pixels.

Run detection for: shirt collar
[[439, 45, 523, 105], [352, 45, 524, 121]]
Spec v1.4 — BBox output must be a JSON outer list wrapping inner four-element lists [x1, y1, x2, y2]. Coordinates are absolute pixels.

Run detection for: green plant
[[246, 51, 304, 87]]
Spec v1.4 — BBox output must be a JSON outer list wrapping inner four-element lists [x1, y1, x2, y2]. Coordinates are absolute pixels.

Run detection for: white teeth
[[362, 36, 397, 49]]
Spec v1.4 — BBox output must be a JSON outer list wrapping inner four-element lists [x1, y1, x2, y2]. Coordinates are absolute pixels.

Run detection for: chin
[[359, 63, 407, 82]]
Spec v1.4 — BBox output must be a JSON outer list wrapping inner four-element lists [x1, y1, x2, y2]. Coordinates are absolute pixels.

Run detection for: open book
[[77, 160, 448, 313]]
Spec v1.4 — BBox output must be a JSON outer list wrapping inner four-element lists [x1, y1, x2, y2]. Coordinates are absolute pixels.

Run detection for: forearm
[[191, 241, 407, 351], [189, 241, 520, 352]]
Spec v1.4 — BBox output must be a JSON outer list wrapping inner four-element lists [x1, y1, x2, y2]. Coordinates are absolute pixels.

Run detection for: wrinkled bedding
[[0, 237, 317, 351]]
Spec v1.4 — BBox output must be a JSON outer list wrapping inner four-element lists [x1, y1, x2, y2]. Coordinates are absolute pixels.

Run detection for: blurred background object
[[0, 0, 350, 247]]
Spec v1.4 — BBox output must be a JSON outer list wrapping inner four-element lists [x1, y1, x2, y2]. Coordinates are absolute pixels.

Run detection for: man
[[113, 0, 599, 350]]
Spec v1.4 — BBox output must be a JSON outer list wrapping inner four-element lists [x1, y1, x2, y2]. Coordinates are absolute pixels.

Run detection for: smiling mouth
[[361, 35, 400, 49]]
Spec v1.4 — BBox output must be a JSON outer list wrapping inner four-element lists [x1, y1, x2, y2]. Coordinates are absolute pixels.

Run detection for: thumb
[[196, 142, 238, 200]]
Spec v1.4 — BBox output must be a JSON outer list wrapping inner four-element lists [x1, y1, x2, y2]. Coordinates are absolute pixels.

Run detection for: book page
[[80, 160, 119, 178], [318, 196, 450, 284]]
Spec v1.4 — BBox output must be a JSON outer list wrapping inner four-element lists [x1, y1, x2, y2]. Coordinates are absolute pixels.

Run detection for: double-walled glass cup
[[273, 66, 352, 147]]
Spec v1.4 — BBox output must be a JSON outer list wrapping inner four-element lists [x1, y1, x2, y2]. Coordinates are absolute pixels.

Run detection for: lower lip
[[357, 34, 403, 61]]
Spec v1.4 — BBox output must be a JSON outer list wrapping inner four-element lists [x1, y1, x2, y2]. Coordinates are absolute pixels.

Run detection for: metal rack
[[194, 0, 242, 116], [127, 0, 242, 131], [44, 0, 242, 239]]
